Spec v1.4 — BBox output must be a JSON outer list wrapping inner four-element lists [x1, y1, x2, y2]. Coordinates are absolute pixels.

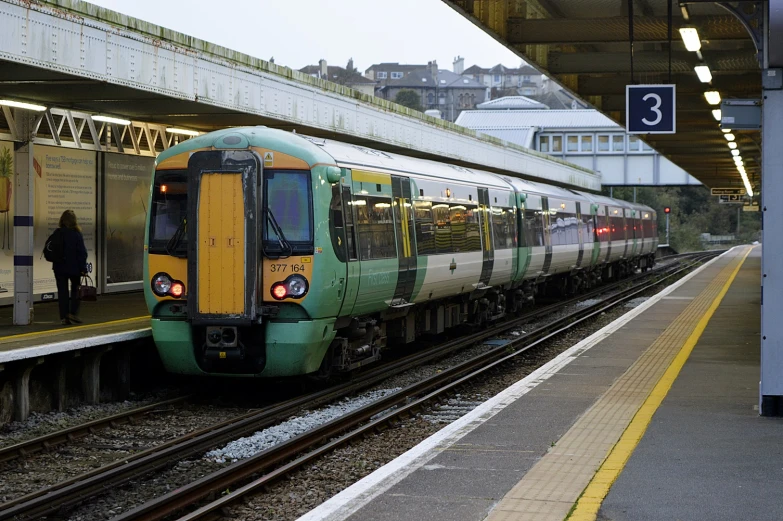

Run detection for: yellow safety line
[[0, 315, 151, 344], [569, 246, 754, 521]]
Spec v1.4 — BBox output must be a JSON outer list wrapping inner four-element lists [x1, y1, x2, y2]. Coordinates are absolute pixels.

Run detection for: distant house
[[300, 59, 377, 97], [376, 61, 489, 122], [462, 64, 549, 96], [364, 62, 427, 89], [527, 91, 590, 110]]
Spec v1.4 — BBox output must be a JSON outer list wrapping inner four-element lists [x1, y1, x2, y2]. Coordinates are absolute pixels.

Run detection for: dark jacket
[[52, 227, 88, 277]]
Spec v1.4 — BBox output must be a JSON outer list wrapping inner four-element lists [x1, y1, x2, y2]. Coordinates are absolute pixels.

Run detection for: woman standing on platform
[[52, 210, 88, 325]]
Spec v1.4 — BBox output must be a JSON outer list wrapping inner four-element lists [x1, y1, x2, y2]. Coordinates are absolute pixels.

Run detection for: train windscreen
[[149, 169, 188, 256], [262, 170, 313, 256]]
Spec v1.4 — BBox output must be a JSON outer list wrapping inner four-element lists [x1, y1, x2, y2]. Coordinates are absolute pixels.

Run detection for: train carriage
[[144, 126, 657, 378]]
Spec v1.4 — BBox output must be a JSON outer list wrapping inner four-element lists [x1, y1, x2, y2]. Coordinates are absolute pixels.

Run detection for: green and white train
[[144, 127, 657, 377]]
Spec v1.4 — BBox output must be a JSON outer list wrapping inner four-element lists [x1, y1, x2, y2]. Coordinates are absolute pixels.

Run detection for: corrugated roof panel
[[474, 128, 535, 148]]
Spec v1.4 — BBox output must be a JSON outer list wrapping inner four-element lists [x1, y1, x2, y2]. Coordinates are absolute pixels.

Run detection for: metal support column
[[760, 0, 783, 416], [13, 113, 35, 325]]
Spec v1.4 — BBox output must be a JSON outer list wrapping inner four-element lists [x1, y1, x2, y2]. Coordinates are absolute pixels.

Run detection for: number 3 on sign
[[641, 93, 662, 126]]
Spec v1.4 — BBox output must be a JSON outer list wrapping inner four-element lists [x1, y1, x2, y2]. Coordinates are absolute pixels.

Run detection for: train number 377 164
[[269, 263, 306, 273]]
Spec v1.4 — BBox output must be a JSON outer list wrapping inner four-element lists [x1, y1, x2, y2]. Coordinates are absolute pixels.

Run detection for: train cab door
[[391, 175, 417, 306], [335, 176, 360, 318], [477, 188, 494, 287]]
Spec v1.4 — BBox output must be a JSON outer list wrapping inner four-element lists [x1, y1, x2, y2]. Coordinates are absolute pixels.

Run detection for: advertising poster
[[0, 141, 13, 296], [104, 153, 153, 285], [33, 146, 97, 294]]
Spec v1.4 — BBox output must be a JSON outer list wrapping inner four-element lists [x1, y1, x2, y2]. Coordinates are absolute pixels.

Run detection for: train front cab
[[145, 136, 342, 377]]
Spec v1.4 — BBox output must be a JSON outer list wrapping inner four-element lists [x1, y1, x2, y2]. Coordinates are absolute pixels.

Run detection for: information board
[[626, 84, 676, 134]]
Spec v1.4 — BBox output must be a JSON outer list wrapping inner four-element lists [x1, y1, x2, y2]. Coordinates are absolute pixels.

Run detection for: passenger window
[[432, 203, 452, 254], [329, 185, 346, 262], [524, 208, 545, 247], [492, 207, 516, 249], [354, 195, 396, 260], [342, 186, 357, 260], [414, 201, 436, 255]]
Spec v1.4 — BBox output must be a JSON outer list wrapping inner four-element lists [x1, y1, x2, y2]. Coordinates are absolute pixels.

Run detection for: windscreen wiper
[[264, 207, 292, 259], [165, 218, 187, 257]]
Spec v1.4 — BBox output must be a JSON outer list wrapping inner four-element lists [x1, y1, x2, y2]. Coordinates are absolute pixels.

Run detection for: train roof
[[309, 136, 513, 190], [498, 176, 591, 201]]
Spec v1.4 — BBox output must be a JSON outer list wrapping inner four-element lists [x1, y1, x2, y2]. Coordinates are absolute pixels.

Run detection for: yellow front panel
[[198, 173, 245, 314]]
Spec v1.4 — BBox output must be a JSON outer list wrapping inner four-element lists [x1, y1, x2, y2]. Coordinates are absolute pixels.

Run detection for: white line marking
[[0, 329, 152, 363], [297, 248, 734, 521]]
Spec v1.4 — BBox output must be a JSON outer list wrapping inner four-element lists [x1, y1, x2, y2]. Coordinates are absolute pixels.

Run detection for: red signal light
[[170, 282, 184, 298], [272, 284, 288, 300], [664, 207, 671, 214]]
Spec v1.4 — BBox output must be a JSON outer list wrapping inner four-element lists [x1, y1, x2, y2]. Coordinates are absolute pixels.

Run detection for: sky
[[86, 0, 523, 73]]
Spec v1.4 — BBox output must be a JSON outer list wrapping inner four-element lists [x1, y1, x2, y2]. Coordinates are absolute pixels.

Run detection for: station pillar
[[13, 113, 35, 325], [760, 1, 783, 415]]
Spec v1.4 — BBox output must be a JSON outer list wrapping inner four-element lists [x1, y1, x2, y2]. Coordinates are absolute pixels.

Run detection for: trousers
[[55, 274, 81, 319]]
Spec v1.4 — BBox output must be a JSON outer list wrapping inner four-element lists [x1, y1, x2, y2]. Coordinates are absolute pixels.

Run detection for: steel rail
[[0, 396, 190, 464], [115, 253, 718, 521], [0, 252, 712, 521]]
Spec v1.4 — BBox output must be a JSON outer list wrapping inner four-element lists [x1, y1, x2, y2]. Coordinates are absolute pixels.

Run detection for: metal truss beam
[[548, 50, 759, 74]]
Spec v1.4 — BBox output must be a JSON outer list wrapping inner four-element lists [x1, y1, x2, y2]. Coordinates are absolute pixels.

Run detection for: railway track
[[0, 251, 716, 521]]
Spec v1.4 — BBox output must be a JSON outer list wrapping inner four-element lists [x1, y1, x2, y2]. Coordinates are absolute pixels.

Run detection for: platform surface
[[300, 246, 780, 521], [0, 292, 150, 361]]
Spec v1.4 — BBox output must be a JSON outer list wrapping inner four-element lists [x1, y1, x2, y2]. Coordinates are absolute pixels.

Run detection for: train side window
[[342, 186, 358, 260], [329, 185, 346, 262], [582, 211, 595, 243], [432, 203, 452, 254], [491, 207, 516, 250], [414, 201, 436, 255], [524, 208, 545, 247], [463, 205, 481, 252], [354, 195, 396, 260]]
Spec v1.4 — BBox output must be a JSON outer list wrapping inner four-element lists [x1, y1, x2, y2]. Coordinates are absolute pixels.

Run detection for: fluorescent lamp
[[694, 65, 712, 83], [92, 115, 131, 125], [166, 127, 200, 136], [731, 149, 740, 156], [734, 158, 743, 165], [0, 99, 47, 111], [728, 142, 738, 149], [679, 27, 702, 52], [704, 91, 721, 105], [724, 133, 735, 141], [712, 109, 722, 121], [722, 129, 731, 133]]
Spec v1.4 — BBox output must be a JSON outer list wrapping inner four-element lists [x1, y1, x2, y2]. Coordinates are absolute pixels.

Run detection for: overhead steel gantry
[[444, 0, 762, 189]]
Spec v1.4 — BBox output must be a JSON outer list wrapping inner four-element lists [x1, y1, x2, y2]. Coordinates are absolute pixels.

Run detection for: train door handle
[[337, 278, 344, 299]]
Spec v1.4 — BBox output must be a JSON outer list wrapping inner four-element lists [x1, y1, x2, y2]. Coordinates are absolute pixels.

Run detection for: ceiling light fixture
[[679, 27, 702, 52], [0, 99, 47, 111], [728, 142, 738, 149], [724, 133, 736, 141], [712, 109, 722, 121], [704, 91, 721, 105], [166, 127, 200, 136], [694, 65, 712, 83], [731, 149, 740, 156], [92, 115, 131, 125], [722, 128, 731, 133]]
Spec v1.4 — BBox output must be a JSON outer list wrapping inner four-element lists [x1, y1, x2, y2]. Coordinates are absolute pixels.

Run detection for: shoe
[[68, 314, 82, 324], [61, 318, 71, 325]]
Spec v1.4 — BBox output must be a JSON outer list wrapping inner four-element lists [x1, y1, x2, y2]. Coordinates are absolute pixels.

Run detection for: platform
[[300, 245, 781, 521], [0, 292, 150, 363]]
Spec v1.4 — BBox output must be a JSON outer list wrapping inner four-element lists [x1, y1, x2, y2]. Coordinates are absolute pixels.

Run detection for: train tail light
[[271, 275, 309, 300]]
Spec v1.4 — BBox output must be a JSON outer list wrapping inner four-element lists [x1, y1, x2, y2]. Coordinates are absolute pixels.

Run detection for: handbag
[[79, 275, 98, 302]]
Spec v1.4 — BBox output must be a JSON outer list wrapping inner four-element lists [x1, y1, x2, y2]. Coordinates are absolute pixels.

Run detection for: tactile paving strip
[[485, 247, 752, 521]]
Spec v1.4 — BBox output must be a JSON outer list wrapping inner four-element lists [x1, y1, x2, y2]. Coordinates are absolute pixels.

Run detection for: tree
[[395, 89, 424, 112], [334, 58, 358, 86]]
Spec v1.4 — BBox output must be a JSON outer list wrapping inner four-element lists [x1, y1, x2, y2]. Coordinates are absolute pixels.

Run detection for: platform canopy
[[444, 0, 762, 190]]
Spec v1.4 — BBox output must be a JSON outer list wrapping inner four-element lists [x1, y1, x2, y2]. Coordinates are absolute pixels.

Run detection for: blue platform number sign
[[626, 84, 676, 134]]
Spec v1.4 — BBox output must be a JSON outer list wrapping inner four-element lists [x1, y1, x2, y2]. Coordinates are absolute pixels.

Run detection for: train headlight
[[287, 275, 308, 298], [271, 275, 309, 300], [152, 273, 172, 296]]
